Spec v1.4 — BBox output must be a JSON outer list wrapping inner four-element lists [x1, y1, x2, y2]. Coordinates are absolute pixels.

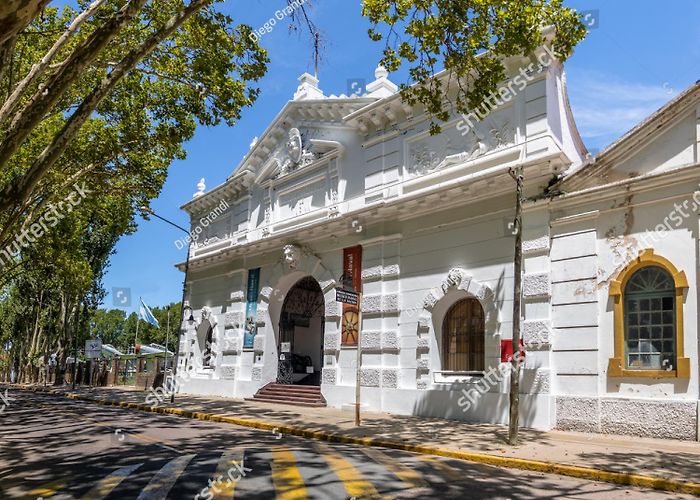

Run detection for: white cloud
[[566, 71, 676, 151]]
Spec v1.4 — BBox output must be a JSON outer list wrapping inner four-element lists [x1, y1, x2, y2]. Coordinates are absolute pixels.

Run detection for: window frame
[[441, 297, 485, 374], [608, 249, 690, 378]]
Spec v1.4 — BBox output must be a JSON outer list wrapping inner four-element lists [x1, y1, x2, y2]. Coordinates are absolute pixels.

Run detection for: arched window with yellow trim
[[608, 249, 690, 378]]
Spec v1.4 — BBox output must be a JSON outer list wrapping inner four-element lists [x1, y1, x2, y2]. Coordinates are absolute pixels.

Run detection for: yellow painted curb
[[7, 384, 700, 495]]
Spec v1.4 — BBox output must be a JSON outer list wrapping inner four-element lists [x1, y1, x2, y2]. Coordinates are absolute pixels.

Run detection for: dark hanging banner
[[243, 268, 261, 348], [341, 245, 362, 346]]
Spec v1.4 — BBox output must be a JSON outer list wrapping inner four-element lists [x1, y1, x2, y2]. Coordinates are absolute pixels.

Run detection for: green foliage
[[0, 0, 270, 381], [0, 1, 268, 266], [362, 0, 587, 133], [91, 302, 181, 352], [90, 308, 126, 345]]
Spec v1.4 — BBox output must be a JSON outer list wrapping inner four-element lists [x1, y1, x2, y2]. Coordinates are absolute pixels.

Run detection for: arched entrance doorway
[[277, 276, 325, 385]]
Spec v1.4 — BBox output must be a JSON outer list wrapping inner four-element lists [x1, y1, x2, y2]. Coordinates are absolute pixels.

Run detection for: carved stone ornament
[[287, 128, 303, 163], [283, 244, 302, 269], [328, 188, 339, 218], [408, 117, 514, 176], [202, 306, 211, 323], [441, 268, 463, 294], [280, 128, 316, 176]]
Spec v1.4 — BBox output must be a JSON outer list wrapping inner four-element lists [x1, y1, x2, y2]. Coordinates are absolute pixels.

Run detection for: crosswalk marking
[[417, 455, 461, 482], [361, 448, 429, 490], [137, 454, 195, 500], [80, 463, 143, 499], [314, 443, 381, 499], [211, 449, 245, 499], [8, 446, 459, 499], [270, 445, 308, 500]]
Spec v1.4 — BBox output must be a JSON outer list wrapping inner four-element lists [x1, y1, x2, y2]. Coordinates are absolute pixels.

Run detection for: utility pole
[[164, 305, 170, 376], [355, 291, 363, 427], [139, 206, 192, 404], [508, 166, 524, 445]]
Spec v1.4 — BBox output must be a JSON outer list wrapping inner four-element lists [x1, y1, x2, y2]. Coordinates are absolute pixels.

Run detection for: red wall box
[[500, 339, 525, 363]]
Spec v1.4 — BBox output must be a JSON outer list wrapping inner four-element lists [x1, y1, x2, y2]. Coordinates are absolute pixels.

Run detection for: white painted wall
[[174, 57, 700, 439]]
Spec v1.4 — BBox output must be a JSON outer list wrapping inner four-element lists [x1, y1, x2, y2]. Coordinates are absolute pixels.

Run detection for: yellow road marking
[[314, 443, 381, 499], [211, 449, 245, 499], [362, 448, 428, 490], [80, 463, 143, 499], [417, 455, 461, 482], [270, 446, 308, 500], [12, 386, 700, 497], [137, 454, 195, 500], [28, 481, 66, 497]]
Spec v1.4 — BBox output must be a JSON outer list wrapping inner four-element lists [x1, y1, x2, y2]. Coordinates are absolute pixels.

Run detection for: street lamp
[[140, 205, 192, 404]]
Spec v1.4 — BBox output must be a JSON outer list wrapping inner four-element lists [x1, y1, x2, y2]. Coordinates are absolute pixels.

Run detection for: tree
[[0, 0, 50, 45], [363, 0, 586, 134], [0, 0, 317, 384], [363, 0, 587, 445], [90, 309, 126, 345], [0, 0, 269, 264]]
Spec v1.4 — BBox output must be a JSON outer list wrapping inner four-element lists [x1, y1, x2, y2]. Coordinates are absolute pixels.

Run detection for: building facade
[[174, 46, 700, 441]]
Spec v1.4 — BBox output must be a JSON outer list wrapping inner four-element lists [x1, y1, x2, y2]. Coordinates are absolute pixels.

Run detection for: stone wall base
[[556, 396, 698, 441]]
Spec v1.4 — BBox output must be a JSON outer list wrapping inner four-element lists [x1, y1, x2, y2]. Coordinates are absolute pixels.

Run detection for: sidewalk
[[9, 383, 700, 493]]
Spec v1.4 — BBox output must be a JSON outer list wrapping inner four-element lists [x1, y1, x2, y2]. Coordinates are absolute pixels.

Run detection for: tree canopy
[[0, 0, 274, 382], [363, 0, 586, 133]]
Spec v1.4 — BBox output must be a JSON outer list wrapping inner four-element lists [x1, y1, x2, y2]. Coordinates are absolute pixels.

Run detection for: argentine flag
[[139, 298, 160, 328]]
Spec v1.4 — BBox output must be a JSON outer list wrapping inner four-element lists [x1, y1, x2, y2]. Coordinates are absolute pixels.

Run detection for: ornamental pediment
[[254, 125, 346, 184]]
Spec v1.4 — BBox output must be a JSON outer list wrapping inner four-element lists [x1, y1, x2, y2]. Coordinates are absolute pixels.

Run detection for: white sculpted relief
[[280, 128, 316, 177], [283, 244, 302, 269], [441, 268, 464, 294], [408, 116, 514, 176]]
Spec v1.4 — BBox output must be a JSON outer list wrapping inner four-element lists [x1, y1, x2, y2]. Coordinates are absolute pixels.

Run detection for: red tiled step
[[246, 383, 326, 407], [246, 395, 327, 408], [264, 383, 321, 393], [257, 390, 322, 401]]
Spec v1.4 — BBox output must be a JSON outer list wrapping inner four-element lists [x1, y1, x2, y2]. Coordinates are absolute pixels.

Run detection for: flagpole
[[135, 315, 140, 352], [164, 306, 170, 375]]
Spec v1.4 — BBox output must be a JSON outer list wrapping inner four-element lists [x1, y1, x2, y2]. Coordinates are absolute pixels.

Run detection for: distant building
[[175, 45, 700, 440]]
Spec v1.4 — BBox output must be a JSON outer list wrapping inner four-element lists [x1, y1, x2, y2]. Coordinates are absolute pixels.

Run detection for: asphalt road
[[0, 388, 692, 499]]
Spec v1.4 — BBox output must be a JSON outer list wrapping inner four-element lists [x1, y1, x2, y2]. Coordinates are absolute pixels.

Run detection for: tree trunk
[[508, 166, 524, 445], [0, 0, 212, 220], [0, 36, 17, 83], [0, 0, 108, 126], [0, 0, 147, 175], [0, 0, 50, 45]]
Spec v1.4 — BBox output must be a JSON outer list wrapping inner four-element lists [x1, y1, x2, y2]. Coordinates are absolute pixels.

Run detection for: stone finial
[[367, 64, 398, 98], [293, 72, 325, 100], [374, 65, 389, 79], [193, 178, 206, 198], [249, 136, 258, 150]]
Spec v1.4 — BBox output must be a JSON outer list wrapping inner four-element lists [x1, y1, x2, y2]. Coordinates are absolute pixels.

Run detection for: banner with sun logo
[[341, 245, 362, 346]]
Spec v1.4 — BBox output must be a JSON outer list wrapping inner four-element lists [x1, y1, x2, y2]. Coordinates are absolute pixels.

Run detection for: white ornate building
[[175, 46, 700, 441]]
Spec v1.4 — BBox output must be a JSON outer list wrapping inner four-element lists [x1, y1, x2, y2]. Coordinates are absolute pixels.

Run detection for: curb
[[7, 384, 700, 496]]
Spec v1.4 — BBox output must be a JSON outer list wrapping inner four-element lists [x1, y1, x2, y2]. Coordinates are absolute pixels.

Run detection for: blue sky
[[98, 0, 700, 312]]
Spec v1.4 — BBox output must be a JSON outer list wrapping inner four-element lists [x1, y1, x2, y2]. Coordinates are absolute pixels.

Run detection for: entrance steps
[[247, 383, 326, 408]]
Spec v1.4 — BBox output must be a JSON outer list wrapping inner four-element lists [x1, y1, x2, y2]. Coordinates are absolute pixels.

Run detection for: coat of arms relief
[[408, 115, 514, 176], [280, 127, 316, 177]]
